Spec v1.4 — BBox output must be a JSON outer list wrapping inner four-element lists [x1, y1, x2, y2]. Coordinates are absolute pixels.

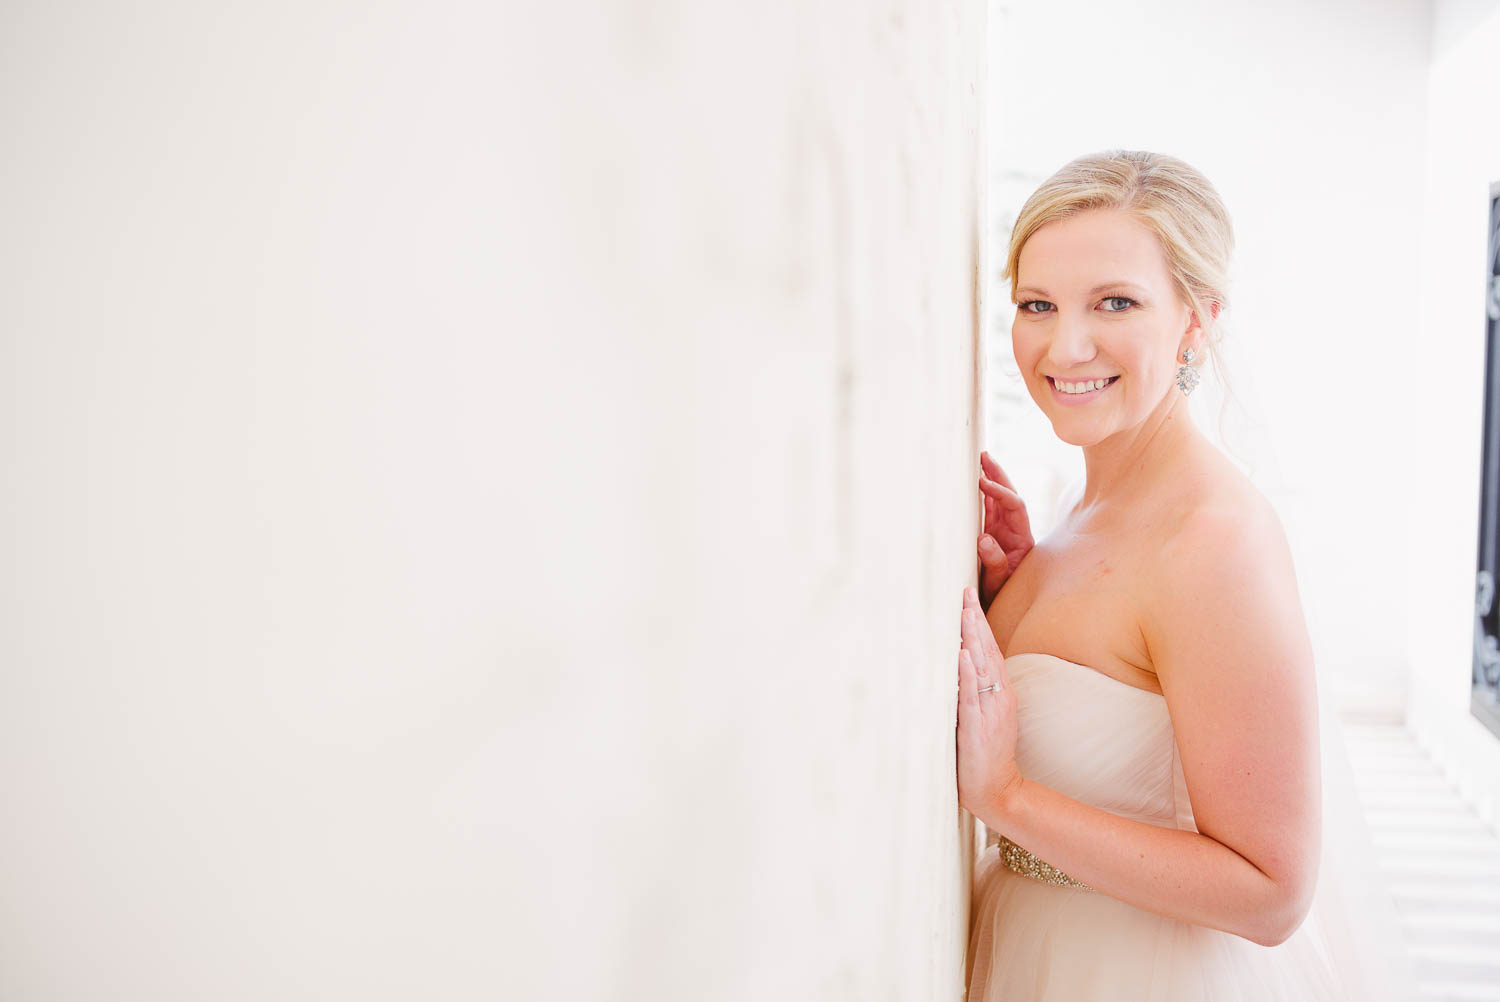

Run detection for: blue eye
[[1101, 297, 1136, 312], [1017, 300, 1054, 314]]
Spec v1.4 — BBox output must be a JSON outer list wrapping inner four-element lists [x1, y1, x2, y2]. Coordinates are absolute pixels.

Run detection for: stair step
[[1362, 774, 1464, 786], [1378, 854, 1500, 880], [1410, 944, 1500, 983], [1402, 910, 1500, 946], [1376, 831, 1500, 854], [1417, 980, 1500, 1001], [1360, 790, 1490, 810], [1335, 719, 1500, 995], [1391, 881, 1500, 911], [1363, 811, 1498, 836]]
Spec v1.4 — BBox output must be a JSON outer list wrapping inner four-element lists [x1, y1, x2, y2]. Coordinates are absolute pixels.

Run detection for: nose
[[1045, 314, 1098, 370]]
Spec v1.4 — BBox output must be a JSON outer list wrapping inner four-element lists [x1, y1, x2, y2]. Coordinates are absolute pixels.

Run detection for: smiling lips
[[1050, 375, 1122, 396], [1050, 373, 1122, 405]]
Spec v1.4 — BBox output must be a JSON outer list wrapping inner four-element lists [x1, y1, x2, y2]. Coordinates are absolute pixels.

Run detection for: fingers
[[958, 648, 985, 731], [978, 560, 1009, 607], [979, 477, 1024, 508], [980, 451, 1018, 493], [960, 645, 984, 717], [976, 607, 1005, 672], [963, 584, 983, 616], [990, 652, 1012, 695], [978, 533, 1006, 569], [981, 482, 999, 528], [962, 587, 1007, 692], [958, 647, 977, 706], [978, 536, 1011, 602], [960, 589, 991, 680]]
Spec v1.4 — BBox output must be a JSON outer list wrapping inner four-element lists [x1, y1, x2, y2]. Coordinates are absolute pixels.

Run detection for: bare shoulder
[[1170, 483, 1290, 570], [1161, 453, 1294, 574], [1143, 454, 1308, 676]]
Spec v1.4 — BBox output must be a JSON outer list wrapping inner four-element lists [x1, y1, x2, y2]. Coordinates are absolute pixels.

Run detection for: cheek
[[1010, 326, 1043, 367]]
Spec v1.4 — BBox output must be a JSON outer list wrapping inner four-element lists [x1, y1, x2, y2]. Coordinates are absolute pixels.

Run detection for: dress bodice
[[1003, 652, 1197, 833], [970, 654, 1409, 1002]]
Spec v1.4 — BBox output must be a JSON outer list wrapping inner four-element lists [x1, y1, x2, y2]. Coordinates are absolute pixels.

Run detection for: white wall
[[985, 0, 1433, 722], [0, 2, 986, 999], [1405, 0, 1500, 828]]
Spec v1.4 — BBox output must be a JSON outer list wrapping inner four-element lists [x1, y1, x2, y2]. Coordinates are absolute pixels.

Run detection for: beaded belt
[[995, 835, 1095, 891]]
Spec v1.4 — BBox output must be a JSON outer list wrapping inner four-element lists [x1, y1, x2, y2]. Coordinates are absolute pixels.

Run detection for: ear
[[1188, 300, 1221, 329], [1186, 300, 1221, 352]]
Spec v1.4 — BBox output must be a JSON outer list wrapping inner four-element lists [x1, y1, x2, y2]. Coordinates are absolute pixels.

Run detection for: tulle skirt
[[965, 653, 1420, 1001], [965, 843, 1350, 1002]]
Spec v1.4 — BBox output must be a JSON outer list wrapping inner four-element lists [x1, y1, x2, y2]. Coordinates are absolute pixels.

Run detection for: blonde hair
[[1003, 150, 1237, 419]]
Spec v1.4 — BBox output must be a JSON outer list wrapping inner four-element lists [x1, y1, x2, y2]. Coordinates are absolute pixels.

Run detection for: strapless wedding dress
[[966, 652, 1418, 1002]]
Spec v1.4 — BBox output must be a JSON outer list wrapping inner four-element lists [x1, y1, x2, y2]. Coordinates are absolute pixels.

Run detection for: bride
[[957, 150, 1417, 1001]]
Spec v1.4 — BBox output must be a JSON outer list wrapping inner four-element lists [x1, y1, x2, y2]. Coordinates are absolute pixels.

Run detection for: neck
[[1076, 390, 1204, 513]]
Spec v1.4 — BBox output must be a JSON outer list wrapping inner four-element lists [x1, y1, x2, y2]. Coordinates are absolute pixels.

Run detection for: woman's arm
[[965, 503, 1321, 948]]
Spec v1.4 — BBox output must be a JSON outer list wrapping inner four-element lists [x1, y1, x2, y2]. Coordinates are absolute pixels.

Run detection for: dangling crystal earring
[[1176, 348, 1200, 396]]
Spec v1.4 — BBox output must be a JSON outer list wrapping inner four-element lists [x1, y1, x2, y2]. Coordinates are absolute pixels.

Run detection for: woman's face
[[1010, 208, 1198, 448]]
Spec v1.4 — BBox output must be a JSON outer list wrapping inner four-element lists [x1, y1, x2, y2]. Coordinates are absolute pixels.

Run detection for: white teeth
[[1055, 377, 1113, 394]]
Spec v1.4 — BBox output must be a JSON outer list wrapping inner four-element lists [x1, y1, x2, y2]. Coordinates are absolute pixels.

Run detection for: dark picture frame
[[1472, 180, 1500, 740]]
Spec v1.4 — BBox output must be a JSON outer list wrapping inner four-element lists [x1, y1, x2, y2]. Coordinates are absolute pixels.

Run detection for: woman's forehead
[[1015, 209, 1171, 295]]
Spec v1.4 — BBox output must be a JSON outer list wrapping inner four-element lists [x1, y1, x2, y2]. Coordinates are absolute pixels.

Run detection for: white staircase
[[1342, 721, 1500, 1002]]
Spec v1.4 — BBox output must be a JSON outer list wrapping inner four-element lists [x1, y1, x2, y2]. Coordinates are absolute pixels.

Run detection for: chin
[[1050, 423, 1107, 447]]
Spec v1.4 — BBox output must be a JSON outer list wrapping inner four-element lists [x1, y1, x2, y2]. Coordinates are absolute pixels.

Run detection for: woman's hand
[[977, 451, 1034, 612], [957, 586, 1023, 821]]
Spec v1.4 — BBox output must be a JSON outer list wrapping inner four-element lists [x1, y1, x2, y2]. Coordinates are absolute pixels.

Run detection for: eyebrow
[[1013, 282, 1149, 299]]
